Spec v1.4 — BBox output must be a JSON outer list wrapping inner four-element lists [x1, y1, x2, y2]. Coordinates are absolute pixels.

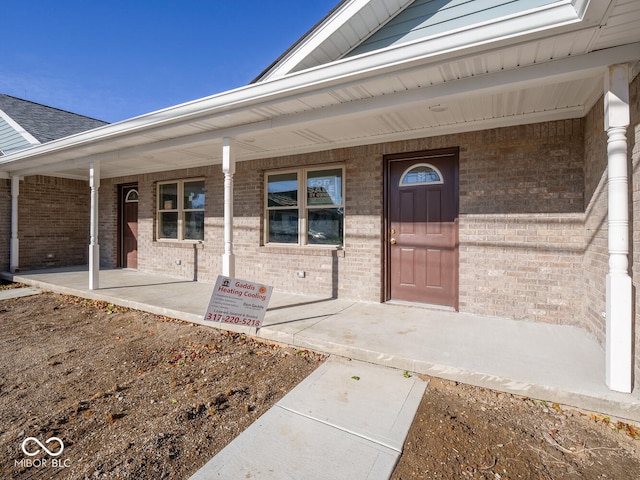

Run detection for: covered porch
[[2, 266, 639, 422]]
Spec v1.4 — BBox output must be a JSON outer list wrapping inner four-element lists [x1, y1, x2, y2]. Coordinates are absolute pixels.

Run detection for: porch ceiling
[[1, 0, 639, 181]]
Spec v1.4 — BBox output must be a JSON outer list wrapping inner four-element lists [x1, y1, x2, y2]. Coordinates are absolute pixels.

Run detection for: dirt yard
[[1, 287, 639, 479]]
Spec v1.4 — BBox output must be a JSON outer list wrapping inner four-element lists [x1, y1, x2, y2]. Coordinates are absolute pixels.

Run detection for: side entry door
[[120, 184, 139, 269]]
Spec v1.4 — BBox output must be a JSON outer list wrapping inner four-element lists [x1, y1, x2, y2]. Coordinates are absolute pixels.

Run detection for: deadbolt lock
[[390, 228, 396, 234]]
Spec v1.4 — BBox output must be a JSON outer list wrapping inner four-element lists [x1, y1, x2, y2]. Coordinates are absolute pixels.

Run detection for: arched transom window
[[125, 189, 139, 202], [399, 163, 444, 186]]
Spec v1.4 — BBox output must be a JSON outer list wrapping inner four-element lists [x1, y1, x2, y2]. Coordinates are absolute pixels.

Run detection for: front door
[[120, 184, 139, 269], [386, 148, 459, 308]]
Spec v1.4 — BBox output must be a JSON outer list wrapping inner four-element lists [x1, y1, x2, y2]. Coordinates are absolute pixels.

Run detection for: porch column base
[[89, 245, 100, 290], [606, 273, 633, 392], [10, 239, 19, 273], [222, 252, 235, 278]]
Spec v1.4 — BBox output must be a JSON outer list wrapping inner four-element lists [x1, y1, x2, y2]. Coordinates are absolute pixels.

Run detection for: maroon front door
[[387, 149, 459, 308], [121, 184, 138, 269]]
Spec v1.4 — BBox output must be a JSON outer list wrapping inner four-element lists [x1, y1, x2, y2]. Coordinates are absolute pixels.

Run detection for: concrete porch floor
[[3, 266, 640, 422]]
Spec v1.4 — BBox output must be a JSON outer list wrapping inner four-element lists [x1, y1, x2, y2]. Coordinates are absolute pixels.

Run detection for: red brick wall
[[0, 179, 10, 272], [231, 146, 384, 300], [102, 168, 221, 280], [377, 122, 585, 323], [459, 122, 585, 215], [96, 119, 587, 322], [456, 122, 585, 324], [583, 95, 608, 344], [18, 176, 89, 269]]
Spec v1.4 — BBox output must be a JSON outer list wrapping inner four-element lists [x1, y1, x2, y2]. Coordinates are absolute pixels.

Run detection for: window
[[157, 179, 205, 241], [266, 166, 344, 246], [125, 189, 139, 202], [400, 163, 443, 186]]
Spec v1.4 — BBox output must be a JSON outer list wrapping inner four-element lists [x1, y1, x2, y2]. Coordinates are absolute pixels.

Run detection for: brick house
[[0, 94, 108, 272], [1, 0, 639, 393]]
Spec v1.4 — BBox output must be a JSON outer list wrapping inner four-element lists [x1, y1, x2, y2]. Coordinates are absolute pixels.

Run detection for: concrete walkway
[[190, 356, 428, 479], [3, 267, 640, 426]]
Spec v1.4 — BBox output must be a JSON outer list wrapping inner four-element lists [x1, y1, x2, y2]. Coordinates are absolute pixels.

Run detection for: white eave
[[0, 0, 638, 181], [258, 0, 596, 81]]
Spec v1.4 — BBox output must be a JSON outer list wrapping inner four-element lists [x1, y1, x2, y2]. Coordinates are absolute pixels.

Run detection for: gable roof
[[0, 0, 638, 181], [0, 94, 108, 154], [254, 0, 625, 82]]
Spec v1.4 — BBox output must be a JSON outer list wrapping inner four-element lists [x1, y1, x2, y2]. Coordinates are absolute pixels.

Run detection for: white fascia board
[[0, 109, 41, 146], [5, 40, 639, 178], [12, 41, 636, 179], [230, 42, 638, 141], [578, 0, 612, 24], [287, 1, 584, 83], [260, 0, 371, 81], [262, 42, 640, 133], [261, 0, 588, 82], [3, 118, 273, 176], [261, 0, 416, 81], [0, 1, 619, 173]]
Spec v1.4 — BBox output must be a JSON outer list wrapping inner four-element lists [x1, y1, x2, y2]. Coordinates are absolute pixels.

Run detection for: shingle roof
[[0, 94, 108, 144]]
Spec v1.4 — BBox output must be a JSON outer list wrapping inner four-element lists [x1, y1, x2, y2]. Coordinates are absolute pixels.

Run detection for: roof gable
[[0, 112, 37, 155], [0, 94, 108, 150], [346, 0, 560, 57], [256, 0, 591, 81], [255, 0, 413, 82]]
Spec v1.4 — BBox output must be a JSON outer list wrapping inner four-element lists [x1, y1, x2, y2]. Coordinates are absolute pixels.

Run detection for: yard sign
[[204, 276, 273, 329]]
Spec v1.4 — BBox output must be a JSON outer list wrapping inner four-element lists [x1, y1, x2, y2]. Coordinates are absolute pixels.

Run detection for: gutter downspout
[[604, 64, 632, 393]]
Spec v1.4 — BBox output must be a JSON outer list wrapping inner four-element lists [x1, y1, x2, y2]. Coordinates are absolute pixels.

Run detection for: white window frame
[[264, 165, 345, 246], [157, 178, 205, 242], [399, 163, 444, 186]]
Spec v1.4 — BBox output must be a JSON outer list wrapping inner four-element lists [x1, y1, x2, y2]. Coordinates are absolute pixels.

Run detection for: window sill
[[260, 245, 345, 257], [154, 240, 204, 249]]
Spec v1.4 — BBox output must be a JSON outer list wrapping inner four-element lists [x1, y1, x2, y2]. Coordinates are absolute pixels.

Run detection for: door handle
[[390, 238, 397, 245]]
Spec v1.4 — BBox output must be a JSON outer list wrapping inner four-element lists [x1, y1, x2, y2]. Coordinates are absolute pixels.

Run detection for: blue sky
[[1, 1, 338, 123]]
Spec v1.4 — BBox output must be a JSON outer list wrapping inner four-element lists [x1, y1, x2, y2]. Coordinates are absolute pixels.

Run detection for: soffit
[[0, 0, 638, 180]]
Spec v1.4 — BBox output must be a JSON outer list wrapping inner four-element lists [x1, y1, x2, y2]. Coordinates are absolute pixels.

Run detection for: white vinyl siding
[[0, 116, 36, 154]]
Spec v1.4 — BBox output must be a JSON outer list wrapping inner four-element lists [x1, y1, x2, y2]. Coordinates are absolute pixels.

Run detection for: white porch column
[[9, 176, 20, 273], [222, 137, 236, 277], [604, 64, 632, 393], [89, 161, 101, 290]]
